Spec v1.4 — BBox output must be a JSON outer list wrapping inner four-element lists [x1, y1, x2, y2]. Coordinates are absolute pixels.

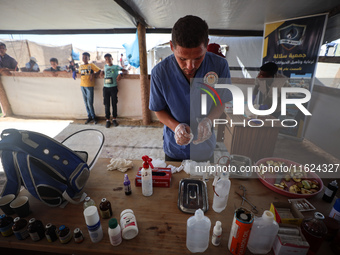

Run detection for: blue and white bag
[[0, 129, 104, 207]]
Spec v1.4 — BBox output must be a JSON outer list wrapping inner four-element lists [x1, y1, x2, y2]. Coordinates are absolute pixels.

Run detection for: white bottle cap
[[84, 206, 100, 226]]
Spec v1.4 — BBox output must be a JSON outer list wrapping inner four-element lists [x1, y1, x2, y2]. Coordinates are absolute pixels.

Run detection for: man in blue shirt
[[149, 15, 232, 162]]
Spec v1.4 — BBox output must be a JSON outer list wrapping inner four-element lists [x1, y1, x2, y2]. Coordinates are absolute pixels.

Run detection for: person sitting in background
[[253, 62, 290, 118], [21, 56, 40, 72], [0, 42, 18, 73], [43, 58, 66, 72], [207, 43, 225, 58]]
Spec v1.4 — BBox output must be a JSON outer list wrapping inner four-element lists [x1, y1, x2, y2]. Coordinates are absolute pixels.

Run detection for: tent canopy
[[1, 0, 339, 42]]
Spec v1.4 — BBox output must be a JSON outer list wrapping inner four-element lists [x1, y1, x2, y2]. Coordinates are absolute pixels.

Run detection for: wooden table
[[222, 113, 281, 162], [0, 159, 334, 255]]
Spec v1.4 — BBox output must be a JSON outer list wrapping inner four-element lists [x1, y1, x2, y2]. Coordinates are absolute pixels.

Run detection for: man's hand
[[174, 123, 193, 146], [193, 118, 212, 145]]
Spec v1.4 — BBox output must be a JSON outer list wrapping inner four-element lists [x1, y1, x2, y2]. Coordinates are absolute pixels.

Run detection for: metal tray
[[178, 179, 208, 214], [229, 154, 253, 179]]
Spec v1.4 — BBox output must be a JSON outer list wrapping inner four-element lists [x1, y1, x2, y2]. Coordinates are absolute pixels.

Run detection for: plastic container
[[301, 212, 328, 255], [12, 217, 29, 240], [141, 155, 153, 196], [124, 174, 132, 195], [108, 218, 122, 246], [247, 210, 279, 254], [83, 205, 103, 243], [212, 173, 231, 213], [83, 197, 96, 210], [186, 209, 211, 253], [329, 198, 340, 221], [212, 221, 222, 246], [323, 180, 338, 203], [120, 209, 138, 240]]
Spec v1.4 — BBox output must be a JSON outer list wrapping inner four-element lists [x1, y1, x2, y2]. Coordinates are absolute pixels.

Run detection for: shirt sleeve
[[91, 64, 101, 72], [149, 70, 166, 112]]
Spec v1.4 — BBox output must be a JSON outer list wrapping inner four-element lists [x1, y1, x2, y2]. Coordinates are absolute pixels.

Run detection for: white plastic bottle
[[186, 209, 211, 253], [247, 210, 279, 254], [108, 218, 122, 246], [141, 155, 153, 196], [212, 173, 231, 213], [83, 206, 103, 243], [212, 221, 222, 246]]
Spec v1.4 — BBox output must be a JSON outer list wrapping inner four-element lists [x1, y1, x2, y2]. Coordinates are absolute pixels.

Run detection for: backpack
[[0, 128, 104, 207]]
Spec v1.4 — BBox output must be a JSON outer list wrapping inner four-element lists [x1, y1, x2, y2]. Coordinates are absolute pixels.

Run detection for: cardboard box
[[270, 202, 304, 226], [135, 167, 172, 188], [272, 224, 309, 255]]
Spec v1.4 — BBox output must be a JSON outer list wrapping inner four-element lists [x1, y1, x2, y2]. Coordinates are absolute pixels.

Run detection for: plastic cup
[[0, 194, 16, 215], [10, 196, 30, 217]]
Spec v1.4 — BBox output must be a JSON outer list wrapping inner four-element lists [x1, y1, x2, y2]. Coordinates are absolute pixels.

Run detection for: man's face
[[105, 56, 113, 65], [0, 45, 6, 57], [50, 61, 58, 69], [82, 55, 89, 63], [170, 41, 207, 80]]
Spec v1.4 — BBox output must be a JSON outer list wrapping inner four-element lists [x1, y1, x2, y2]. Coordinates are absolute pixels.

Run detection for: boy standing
[[102, 53, 127, 128], [79, 52, 101, 124]]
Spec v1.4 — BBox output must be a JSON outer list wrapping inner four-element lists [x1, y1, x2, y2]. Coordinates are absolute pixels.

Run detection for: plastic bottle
[[108, 218, 122, 246], [186, 209, 211, 253], [141, 155, 153, 196], [83, 196, 96, 210], [247, 210, 279, 254], [212, 221, 222, 246], [322, 180, 338, 203], [83, 205, 103, 243], [212, 172, 231, 213], [301, 212, 328, 255], [120, 209, 139, 240], [124, 174, 132, 195]]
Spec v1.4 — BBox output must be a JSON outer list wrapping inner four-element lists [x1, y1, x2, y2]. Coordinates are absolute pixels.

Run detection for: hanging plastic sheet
[[123, 31, 140, 68]]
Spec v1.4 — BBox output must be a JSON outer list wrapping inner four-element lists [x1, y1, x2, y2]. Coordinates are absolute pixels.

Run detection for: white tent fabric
[[1, 0, 338, 35]]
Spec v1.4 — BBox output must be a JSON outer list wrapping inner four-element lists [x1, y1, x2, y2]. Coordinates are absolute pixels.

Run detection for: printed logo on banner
[[278, 24, 306, 50]]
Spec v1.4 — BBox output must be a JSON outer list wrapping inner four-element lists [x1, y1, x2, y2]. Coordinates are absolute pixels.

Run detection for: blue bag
[[0, 129, 104, 207]]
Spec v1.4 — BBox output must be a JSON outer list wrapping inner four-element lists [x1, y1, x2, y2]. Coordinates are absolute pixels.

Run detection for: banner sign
[[262, 14, 327, 138]]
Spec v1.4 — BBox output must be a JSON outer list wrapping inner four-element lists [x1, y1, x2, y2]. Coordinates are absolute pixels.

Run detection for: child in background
[[79, 52, 101, 124], [102, 53, 127, 128]]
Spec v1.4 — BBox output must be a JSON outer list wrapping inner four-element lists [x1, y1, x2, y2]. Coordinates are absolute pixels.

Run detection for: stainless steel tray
[[229, 154, 253, 179], [178, 178, 208, 213]]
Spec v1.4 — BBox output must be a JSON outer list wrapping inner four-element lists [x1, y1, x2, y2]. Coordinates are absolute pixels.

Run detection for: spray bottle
[[141, 155, 153, 196]]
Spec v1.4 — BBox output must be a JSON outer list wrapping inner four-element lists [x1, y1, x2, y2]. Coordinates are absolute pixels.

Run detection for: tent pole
[[137, 23, 151, 125]]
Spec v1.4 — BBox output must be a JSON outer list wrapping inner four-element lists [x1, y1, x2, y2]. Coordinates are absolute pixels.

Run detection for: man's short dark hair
[[0, 42, 6, 48], [260, 62, 278, 76], [104, 53, 112, 58], [171, 15, 209, 48], [50, 58, 58, 64], [83, 52, 90, 57]]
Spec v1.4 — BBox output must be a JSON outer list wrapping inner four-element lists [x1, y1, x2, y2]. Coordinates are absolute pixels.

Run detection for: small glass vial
[[45, 223, 58, 242], [27, 218, 45, 241], [0, 215, 14, 237], [12, 217, 29, 240], [124, 174, 132, 195], [58, 225, 72, 244], [108, 218, 122, 246], [83, 196, 96, 210], [212, 221, 222, 246], [120, 209, 138, 240], [74, 228, 84, 243], [99, 198, 113, 219], [322, 180, 338, 203]]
